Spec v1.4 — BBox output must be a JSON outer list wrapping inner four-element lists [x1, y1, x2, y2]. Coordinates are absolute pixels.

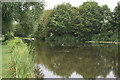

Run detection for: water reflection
[[32, 41, 118, 78]]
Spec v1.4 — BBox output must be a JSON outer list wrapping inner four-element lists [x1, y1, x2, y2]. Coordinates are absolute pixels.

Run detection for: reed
[[5, 38, 35, 78]]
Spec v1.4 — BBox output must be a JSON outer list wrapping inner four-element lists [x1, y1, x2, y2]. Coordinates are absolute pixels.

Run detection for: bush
[[4, 32, 14, 41]]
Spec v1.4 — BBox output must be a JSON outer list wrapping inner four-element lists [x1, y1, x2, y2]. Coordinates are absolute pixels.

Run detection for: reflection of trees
[[33, 41, 118, 78]]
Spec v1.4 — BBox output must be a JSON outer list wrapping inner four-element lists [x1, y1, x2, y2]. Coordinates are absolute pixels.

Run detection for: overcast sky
[[44, 0, 119, 11]]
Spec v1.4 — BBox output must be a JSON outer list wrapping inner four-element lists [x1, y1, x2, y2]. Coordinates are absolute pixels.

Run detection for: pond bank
[[2, 38, 37, 78], [86, 41, 120, 44], [19, 37, 120, 45], [1, 45, 10, 78]]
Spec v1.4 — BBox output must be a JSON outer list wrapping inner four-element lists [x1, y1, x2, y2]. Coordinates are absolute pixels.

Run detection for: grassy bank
[[86, 41, 120, 44], [2, 45, 10, 78], [0, 44, 2, 79], [2, 38, 35, 78]]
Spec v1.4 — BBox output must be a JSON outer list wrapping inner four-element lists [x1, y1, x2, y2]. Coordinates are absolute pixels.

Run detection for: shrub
[[4, 32, 14, 41]]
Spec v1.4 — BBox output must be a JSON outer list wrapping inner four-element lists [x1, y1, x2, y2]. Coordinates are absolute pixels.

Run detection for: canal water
[[32, 41, 118, 78]]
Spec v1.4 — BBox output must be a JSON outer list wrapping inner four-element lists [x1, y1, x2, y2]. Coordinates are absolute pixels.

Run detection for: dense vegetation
[[38, 1, 119, 42], [1, 1, 119, 78], [2, 1, 45, 78], [2, 1, 120, 42], [2, 38, 44, 78], [2, 1, 44, 39], [5, 38, 35, 78]]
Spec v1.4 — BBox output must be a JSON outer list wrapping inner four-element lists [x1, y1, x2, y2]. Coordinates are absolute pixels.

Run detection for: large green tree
[[2, 2, 20, 35], [17, 2, 45, 37], [2, 1, 45, 38], [46, 3, 76, 41], [112, 1, 120, 41], [77, 1, 112, 41], [41, 1, 113, 42], [35, 9, 54, 39], [92, 1, 119, 41], [91, 4, 113, 41]]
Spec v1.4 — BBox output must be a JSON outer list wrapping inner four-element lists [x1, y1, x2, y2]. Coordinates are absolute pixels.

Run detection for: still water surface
[[32, 41, 118, 78]]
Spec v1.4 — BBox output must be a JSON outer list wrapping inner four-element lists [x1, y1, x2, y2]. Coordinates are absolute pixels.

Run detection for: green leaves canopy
[[2, 1, 45, 37], [38, 1, 115, 41]]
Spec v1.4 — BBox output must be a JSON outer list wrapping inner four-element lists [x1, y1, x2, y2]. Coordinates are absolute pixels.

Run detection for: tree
[[45, 3, 78, 41], [93, 1, 119, 41], [35, 9, 54, 39], [2, 2, 20, 35], [91, 4, 113, 41], [17, 2, 45, 37], [2, 1, 45, 38], [77, 1, 112, 41], [111, 1, 120, 41], [40, 1, 113, 42]]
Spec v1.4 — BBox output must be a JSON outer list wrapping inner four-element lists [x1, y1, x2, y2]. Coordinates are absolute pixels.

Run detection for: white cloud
[[44, 0, 119, 11]]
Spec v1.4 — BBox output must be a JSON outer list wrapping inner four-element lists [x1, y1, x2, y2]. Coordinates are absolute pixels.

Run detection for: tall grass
[[5, 38, 35, 78]]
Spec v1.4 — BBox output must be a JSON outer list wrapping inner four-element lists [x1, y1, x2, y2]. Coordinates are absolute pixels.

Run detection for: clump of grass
[[5, 38, 35, 78]]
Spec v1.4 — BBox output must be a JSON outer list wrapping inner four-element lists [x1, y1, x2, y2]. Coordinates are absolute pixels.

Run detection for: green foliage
[[112, 2, 120, 41], [2, 45, 10, 78], [2, 1, 45, 38], [14, 23, 24, 37], [5, 38, 35, 78], [92, 1, 119, 41], [18, 2, 45, 37], [4, 32, 14, 41], [77, 2, 112, 41], [2, 1, 119, 42], [44, 3, 78, 41], [35, 10, 54, 39], [2, 2, 20, 35], [37, 1, 118, 42]]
